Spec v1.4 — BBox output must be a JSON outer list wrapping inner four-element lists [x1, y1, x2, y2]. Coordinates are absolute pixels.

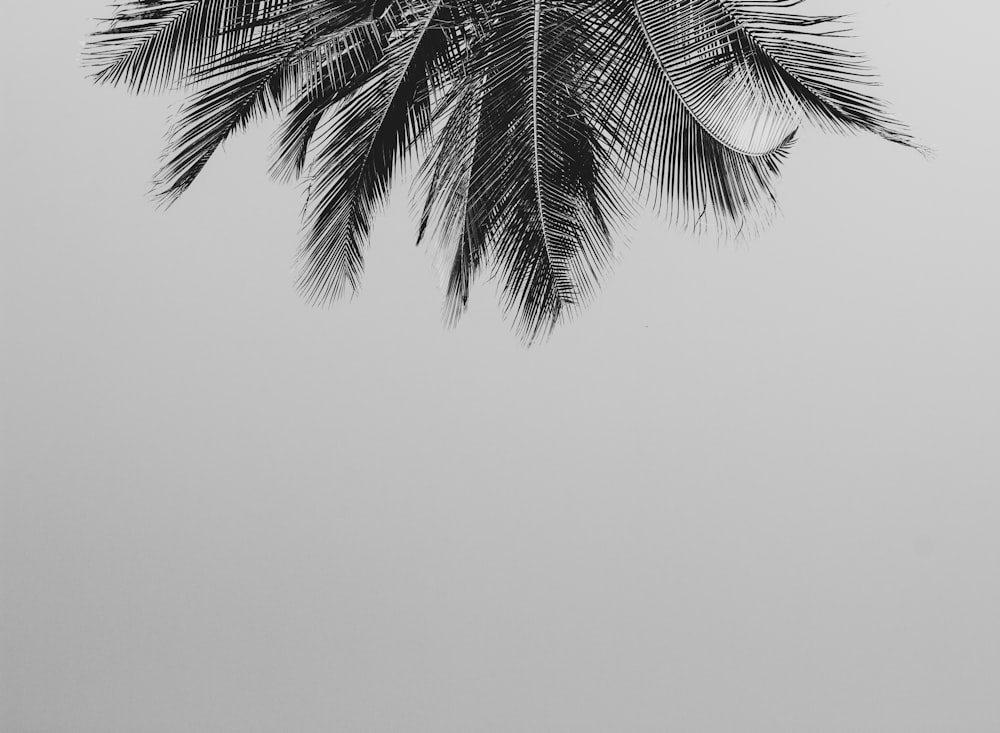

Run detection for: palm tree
[[85, 0, 919, 340]]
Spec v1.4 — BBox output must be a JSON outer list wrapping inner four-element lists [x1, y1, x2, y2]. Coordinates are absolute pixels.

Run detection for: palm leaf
[[84, 0, 922, 341], [296, 0, 455, 303]]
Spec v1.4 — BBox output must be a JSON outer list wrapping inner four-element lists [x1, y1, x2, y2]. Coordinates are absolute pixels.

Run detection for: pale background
[[2, 1, 999, 731]]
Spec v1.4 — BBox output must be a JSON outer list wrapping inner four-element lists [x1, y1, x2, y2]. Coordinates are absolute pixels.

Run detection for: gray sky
[[2, 2, 999, 732]]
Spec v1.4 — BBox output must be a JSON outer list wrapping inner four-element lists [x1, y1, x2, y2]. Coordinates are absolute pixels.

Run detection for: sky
[[2, 2, 999, 732]]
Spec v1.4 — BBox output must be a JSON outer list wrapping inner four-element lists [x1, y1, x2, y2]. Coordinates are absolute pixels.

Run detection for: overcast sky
[[2, 2, 999, 732]]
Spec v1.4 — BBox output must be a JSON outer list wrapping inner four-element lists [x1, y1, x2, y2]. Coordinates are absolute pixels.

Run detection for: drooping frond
[[414, 67, 491, 324], [85, 0, 231, 91], [84, 0, 922, 341], [85, 0, 317, 92], [152, 33, 294, 202], [269, 25, 390, 182], [416, 1, 629, 338], [295, 0, 458, 303]]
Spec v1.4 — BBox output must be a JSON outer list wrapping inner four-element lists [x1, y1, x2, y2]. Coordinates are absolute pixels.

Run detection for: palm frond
[[414, 68, 490, 324], [585, 0, 794, 233], [152, 36, 293, 202], [84, 0, 923, 341], [296, 0, 455, 303], [635, 0, 918, 150], [148, 1, 387, 202], [269, 25, 390, 182], [85, 0, 309, 91]]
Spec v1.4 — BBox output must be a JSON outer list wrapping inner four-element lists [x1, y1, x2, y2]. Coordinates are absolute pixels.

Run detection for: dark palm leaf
[[84, 0, 921, 341]]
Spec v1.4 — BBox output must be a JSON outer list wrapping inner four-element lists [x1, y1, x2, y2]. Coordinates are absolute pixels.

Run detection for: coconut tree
[[85, 0, 919, 340]]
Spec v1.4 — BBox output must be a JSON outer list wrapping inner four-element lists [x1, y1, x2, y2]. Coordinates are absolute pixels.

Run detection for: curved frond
[[591, 0, 795, 232], [636, 0, 919, 150], [635, 0, 801, 155]]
